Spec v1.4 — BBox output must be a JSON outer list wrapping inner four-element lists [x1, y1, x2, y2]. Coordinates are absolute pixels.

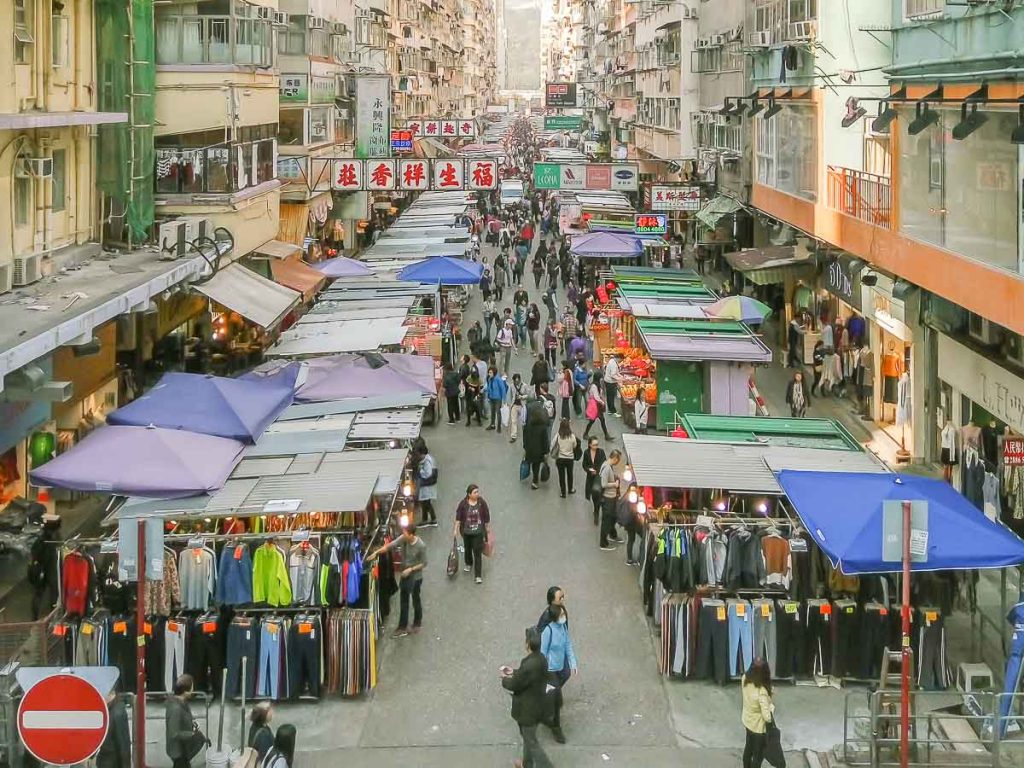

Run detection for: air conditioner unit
[[274, 11, 289, 26], [157, 220, 188, 260], [789, 20, 816, 40], [182, 217, 212, 245], [15, 157, 53, 179], [332, 21, 347, 34], [308, 15, 326, 29], [355, 8, 371, 19], [696, 37, 709, 49], [969, 315, 1002, 347], [12, 254, 42, 286], [668, 97, 679, 107], [747, 30, 771, 47], [0, 263, 12, 296], [711, 34, 725, 46], [256, 6, 272, 20]]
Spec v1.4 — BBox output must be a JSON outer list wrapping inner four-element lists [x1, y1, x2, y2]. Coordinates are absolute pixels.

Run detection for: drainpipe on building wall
[[34, 0, 46, 111], [883, 49, 1024, 76], [893, 68, 1024, 83]]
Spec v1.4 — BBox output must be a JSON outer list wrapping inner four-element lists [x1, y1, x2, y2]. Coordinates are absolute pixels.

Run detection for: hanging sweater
[[252, 544, 292, 607]]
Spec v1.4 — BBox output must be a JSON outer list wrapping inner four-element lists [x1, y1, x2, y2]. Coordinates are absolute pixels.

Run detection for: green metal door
[[655, 360, 704, 430]]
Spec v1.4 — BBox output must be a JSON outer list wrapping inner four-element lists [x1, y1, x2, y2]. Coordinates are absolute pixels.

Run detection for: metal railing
[[827, 165, 893, 229], [155, 14, 274, 68]]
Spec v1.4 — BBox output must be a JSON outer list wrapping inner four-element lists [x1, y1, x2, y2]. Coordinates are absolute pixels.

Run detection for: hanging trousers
[[226, 617, 258, 698], [750, 599, 778, 677], [187, 617, 224, 695], [774, 600, 804, 679], [832, 599, 860, 679], [694, 599, 729, 684], [256, 619, 285, 699], [75, 620, 107, 667], [805, 600, 833, 677], [144, 617, 166, 692], [288, 617, 322, 698], [727, 599, 754, 677], [164, 619, 188, 693], [858, 604, 890, 681], [108, 618, 136, 691], [917, 608, 949, 690]]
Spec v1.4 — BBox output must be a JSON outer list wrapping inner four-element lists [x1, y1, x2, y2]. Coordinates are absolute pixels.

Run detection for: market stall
[[676, 414, 864, 450]]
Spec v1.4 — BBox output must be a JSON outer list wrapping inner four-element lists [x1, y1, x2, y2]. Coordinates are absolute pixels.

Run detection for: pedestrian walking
[[454, 484, 490, 583], [486, 367, 509, 432], [165, 675, 207, 768], [483, 297, 497, 341], [557, 362, 573, 420], [368, 524, 427, 637], [514, 301, 528, 349], [741, 659, 776, 768], [260, 724, 296, 768], [549, 419, 580, 498], [415, 443, 439, 527], [598, 449, 624, 550], [96, 693, 132, 768], [603, 354, 620, 416], [582, 373, 613, 441], [540, 604, 577, 744], [500, 628, 552, 768], [810, 340, 825, 395], [634, 385, 650, 434], [495, 319, 516, 374], [785, 371, 811, 417], [494, 255, 507, 301], [543, 320, 559, 370], [442, 362, 461, 425], [537, 586, 567, 631], [581, 437, 606, 526], [508, 373, 527, 444], [567, 330, 586, 365], [523, 401, 550, 490], [531, 254, 545, 289], [530, 354, 549, 397], [526, 303, 541, 352], [28, 517, 60, 620], [464, 370, 484, 426]]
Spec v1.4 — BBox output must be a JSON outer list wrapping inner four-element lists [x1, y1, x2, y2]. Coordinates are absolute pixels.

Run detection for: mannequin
[[940, 420, 958, 483]]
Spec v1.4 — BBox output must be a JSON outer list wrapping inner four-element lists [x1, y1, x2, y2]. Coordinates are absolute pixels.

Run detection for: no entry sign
[[18, 673, 109, 765]]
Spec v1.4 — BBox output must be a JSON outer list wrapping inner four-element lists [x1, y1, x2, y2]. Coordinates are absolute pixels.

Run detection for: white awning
[[622, 434, 889, 494], [266, 317, 409, 358], [253, 239, 303, 259], [193, 264, 301, 330]]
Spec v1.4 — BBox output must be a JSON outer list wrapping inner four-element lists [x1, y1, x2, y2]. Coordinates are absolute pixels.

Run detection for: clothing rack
[[74, 529, 365, 548]]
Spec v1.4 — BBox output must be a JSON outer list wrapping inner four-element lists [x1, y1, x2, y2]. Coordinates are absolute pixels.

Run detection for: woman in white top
[[550, 418, 581, 498], [634, 385, 650, 435]]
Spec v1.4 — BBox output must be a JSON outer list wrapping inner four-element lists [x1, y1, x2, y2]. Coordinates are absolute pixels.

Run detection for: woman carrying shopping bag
[[741, 658, 779, 768]]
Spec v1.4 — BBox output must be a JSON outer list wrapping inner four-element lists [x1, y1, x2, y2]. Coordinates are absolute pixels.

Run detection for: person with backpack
[[454, 484, 491, 584], [549, 418, 581, 498], [260, 724, 296, 768], [540, 604, 577, 744]]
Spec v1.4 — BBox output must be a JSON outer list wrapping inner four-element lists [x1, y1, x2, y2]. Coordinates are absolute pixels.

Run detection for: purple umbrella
[[569, 232, 644, 258], [30, 425, 245, 498], [314, 256, 373, 278], [297, 352, 436, 403]]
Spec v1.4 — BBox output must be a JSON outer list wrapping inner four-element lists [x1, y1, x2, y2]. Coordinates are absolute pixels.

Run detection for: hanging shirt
[[940, 423, 958, 465], [288, 545, 321, 605], [62, 551, 94, 617], [252, 544, 292, 607], [983, 472, 1002, 522], [178, 547, 216, 610], [216, 543, 253, 605]]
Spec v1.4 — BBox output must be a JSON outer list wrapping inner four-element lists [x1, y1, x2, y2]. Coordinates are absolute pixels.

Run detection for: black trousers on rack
[[288, 617, 322, 698], [774, 601, 804, 679], [145, 617, 166, 692], [108, 618, 135, 692], [859, 606, 890, 681], [917, 610, 949, 690], [226, 618, 259, 698], [187, 617, 224, 695], [694, 600, 729, 685], [805, 603, 833, 677], [832, 602, 860, 678]]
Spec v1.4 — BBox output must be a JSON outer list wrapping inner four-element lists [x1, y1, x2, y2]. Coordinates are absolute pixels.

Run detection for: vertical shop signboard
[[1005, 437, 1024, 466], [355, 74, 391, 159]]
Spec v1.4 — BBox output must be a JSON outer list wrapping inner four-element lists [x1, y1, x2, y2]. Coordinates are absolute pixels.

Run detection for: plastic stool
[[956, 662, 994, 693]]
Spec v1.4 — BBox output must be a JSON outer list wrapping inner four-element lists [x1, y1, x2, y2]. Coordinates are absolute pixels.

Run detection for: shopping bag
[[483, 528, 496, 557], [539, 461, 551, 483], [765, 720, 786, 768], [520, 458, 531, 481], [446, 538, 460, 579], [500, 404, 511, 429]]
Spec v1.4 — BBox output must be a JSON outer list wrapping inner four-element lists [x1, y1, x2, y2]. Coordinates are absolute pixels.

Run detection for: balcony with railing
[[826, 166, 891, 230], [155, 12, 274, 68]]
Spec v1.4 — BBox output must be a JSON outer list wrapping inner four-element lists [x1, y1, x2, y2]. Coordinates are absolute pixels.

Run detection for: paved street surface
[[144, 240, 845, 767]]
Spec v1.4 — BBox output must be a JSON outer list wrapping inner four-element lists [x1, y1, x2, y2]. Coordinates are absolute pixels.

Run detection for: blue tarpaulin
[[397, 256, 483, 285], [570, 232, 644, 259], [107, 372, 293, 443], [776, 470, 1024, 574]]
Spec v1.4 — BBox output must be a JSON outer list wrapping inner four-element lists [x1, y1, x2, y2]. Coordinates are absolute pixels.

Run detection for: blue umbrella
[[397, 256, 484, 285]]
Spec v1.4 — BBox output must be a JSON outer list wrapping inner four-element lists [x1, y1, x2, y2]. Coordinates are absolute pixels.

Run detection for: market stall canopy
[[570, 232, 643, 259], [724, 246, 814, 286], [678, 414, 862, 451], [253, 240, 303, 259], [192, 264, 300, 330], [696, 195, 743, 229], [270, 258, 326, 301], [397, 256, 483, 285], [265, 317, 410, 359], [637, 319, 773, 362], [776, 471, 1024, 574], [31, 425, 244, 498], [107, 372, 294, 443], [705, 296, 772, 324], [314, 256, 373, 278], [296, 352, 437, 403], [622, 434, 888, 494]]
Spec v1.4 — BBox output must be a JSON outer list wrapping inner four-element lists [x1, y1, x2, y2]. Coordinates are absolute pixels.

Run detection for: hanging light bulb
[[627, 488, 638, 504], [715, 499, 727, 512], [402, 479, 414, 497], [636, 500, 647, 516], [399, 513, 410, 529], [757, 501, 769, 514], [622, 467, 634, 483]]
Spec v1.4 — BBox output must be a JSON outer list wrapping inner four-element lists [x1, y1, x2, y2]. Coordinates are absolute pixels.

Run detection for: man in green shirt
[[369, 525, 428, 637]]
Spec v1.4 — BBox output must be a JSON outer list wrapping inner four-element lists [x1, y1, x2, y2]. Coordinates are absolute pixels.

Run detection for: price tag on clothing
[[194, 552, 203, 565], [784, 603, 798, 615], [113, 621, 128, 634], [143, 622, 153, 635], [137, 635, 146, 647], [81, 623, 93, 636], [879, 608, 889, 616], [734, 603, 746, 617], [268, 624, 279, 635], [695, 514, 715, 528], [760, 603, 771, 618], [52, 625, 67, 637], [925, 610, 938, 625], [820, 603, 832, 615], [168, 621, 179, 632], [298, 622, 313, 634], [715, 607, 726, 622], [202, 621, 217, 634], [234, 545, 245, 560], [845, 606, 854, 614]]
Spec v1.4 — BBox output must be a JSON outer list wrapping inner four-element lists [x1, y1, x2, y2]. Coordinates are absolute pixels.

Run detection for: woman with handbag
[[580, 437, 606, 526], [165, 675, 207, 768], [741, 658, 776, 768], [549, 418, 580, 499], [581, 373, 614, 442], [454, 484, 491, 584]]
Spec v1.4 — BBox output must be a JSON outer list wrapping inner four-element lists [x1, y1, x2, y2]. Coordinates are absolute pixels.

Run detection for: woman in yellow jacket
[[741, 658, 775, 768]]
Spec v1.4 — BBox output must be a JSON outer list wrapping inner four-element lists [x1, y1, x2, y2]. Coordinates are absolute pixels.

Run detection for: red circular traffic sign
[[18, 673, 109, 765]]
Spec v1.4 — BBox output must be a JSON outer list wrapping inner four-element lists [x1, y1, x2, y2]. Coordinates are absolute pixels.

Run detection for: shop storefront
[[937, 333, 1024, 529], [0, 360, 55, 516], [862, 274, 921, 459]]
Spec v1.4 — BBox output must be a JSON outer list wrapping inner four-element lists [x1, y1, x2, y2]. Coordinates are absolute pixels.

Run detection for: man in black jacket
[[96, 692, 132, 768], [501, 628, 552, 768], [580, 437, 607, 526]]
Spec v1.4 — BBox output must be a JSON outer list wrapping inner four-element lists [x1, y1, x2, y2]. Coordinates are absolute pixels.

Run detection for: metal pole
[[135, 519, 147, 768], [900, 499, 912, 768]]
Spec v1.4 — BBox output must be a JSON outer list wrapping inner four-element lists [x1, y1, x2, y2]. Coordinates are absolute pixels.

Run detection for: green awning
[[696, 195, 743, 229]]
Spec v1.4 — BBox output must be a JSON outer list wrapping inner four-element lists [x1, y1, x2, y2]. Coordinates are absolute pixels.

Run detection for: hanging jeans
[[695, 599, 729, 684], [108, 618, 135, 692], [288, 616, 322, 698], [805, 600, 833, 677], [774, 600, 804, 679], [728, 599, 754, 677], [164, 619, 188, 693], [832, 599, 861, 678], [917, 608, 949, 690], [226, 618, 258, 698], [751, 599, 778, 677], [256, 619, 284, 699]]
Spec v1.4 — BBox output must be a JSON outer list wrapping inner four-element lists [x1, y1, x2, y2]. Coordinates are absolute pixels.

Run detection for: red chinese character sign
[[433, 160, 464, 190], [407, 121, 422, 136], [423, 121, 440, 136], [441, 120, 458, 137], [366, 160, 397, 191], [331, 160, 362, 191], [458, 120, 475, 137], [400, 160, 429, 190], [467, 159, 497, 190]]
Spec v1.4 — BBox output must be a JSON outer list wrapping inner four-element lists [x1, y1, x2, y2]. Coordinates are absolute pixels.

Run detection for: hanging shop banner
[[824, 255, 863, 306], [545, 116, 583, 131], [406, 119, 476, 137], [422, 120, 441, 137], [280, 74, 308, 103], [330, 159, 498, 191], [649, 184, 700, 211], [634, 214, 668, 235], [355, 74, 391, 158], [433, 159, 464, 190], [545, 82, 578, 108], [399, 159, 430, 191], [533, 162, 639, 192], [365, 159, 397, 191], [331, 159, 364, 191], [390, 130, 414, 153], [467, 159, 498, 190], [1005, 437, 1024, 466]]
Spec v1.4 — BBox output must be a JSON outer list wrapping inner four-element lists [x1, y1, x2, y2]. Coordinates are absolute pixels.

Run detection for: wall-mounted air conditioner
[[308, 15, 326, 29], [747, 30, 771, 47], [256, 6, 272, 20], [711, 33, 725, 46], [274, 12, 289, 26], [695, 37, 709, 49], [182, 217, 212, 245], [12, 254, 42, 286], [680, 5, 696, 18], [158, 220, 188, 260], [789, 20, 816, 40]]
